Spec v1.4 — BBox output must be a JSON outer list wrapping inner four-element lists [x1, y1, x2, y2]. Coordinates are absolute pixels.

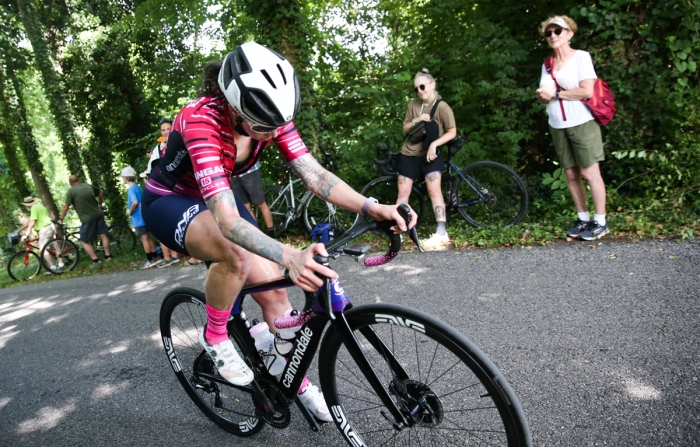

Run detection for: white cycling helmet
[[218, 42, 301, 129]]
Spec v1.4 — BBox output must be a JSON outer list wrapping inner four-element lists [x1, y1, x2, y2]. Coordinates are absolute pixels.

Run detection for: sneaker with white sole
[[580, 220, 609, 241], [298, 384, 332, 422], [565, 219, 590, 238], [198, 330, 254, 386], [422, 233, 450, 251]]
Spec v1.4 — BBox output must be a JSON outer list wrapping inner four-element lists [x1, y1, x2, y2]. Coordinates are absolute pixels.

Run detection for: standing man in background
[[58, 175, 112, 265]]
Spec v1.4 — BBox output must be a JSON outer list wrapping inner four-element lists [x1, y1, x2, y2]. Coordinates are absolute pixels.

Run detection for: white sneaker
[[50, 265, 58, 271], [198, 330, 254, 386], [298, 384, 332, 422], [58, 261, 65, 268], [422, 233, 450, 250]]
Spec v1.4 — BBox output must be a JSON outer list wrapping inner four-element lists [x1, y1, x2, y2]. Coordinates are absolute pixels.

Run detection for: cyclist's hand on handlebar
[[368, 204, 417, 232], [285, 244, 338, 292]]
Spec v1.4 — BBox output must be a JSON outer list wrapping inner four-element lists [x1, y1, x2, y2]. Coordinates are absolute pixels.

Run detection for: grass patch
[[1, 201, 696, 289]]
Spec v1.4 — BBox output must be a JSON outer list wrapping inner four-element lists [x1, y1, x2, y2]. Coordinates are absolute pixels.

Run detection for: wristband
[[362, 197, 378, 216], [555, 90, 561, 99]]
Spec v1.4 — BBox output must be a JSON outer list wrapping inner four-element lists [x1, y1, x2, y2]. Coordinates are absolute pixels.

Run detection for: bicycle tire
[[260, 186, 290, 231], [319, 303, 531, 447], [159, 288, 265, 437], [359, 176, 426, 227], [107, 223, 136, 254], [302, 195, 358, 233], [453, 161, 528, 228], [7, 251, 42, 281], [41, 238, 80, 274]]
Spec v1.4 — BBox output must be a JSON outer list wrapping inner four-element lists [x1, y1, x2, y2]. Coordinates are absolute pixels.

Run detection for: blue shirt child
[[127, 183, 146, 228]]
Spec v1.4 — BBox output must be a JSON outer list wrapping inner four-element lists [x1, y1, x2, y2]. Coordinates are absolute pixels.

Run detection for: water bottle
[[249, 321, 285, 375], [274, 309, 302, 356]]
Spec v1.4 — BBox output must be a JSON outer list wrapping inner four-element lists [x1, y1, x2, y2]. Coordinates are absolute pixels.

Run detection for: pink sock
[[205, 304, 230, 345], [298, 376, 310, 395]]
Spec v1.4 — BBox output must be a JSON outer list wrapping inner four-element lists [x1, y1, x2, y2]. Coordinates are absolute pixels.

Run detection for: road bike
[[262, 163, 357, 235], [360, 137, 529, 228], [159, 205, 531, 446]]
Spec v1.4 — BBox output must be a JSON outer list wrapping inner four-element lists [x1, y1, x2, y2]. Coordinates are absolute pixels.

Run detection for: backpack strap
[[544, 56, 567, 121], [429, 98, 441, 120]]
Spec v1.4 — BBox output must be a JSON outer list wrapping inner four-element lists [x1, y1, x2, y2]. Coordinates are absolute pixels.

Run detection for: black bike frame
[[222, 221, 411, 427]]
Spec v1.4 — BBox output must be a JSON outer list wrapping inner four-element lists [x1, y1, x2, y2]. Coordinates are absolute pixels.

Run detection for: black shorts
[[141, 190, 258, 256], [80, 216, 109, 242], [230, 169, 266, 205], [134, 225, 148, 237], [396, 153, 445, 181]]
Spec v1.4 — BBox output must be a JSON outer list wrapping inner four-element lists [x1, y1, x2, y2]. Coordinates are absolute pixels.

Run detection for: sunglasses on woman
[[413, 84, 426, 94], [544, 28, 564, 38]]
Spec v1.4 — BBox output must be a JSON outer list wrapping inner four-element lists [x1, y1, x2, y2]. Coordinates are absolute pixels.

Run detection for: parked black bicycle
[[360, 137, 529, 228], [159, 205, 531, 446], [92, 209, 136, 255]]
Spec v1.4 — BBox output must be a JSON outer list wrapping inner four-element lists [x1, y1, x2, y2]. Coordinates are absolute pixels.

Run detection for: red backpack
[[544, 55, 617, 126]]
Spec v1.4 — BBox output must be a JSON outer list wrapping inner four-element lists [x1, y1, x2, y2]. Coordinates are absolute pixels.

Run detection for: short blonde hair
[[540, 15, 578, 35]]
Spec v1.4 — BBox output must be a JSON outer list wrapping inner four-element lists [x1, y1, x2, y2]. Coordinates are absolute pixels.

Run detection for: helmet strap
[[233, 116, 250, 137], [227, 105, 250, 137]]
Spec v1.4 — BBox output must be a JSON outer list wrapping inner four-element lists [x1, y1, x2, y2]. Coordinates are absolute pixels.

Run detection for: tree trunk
[[0, 62, 32, 202], [5, 59, 60, 220], [16, 0, 86, 180]]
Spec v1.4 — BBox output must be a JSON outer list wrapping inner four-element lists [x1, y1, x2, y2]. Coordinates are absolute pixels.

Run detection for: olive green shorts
[[549, 120, 604, 169]]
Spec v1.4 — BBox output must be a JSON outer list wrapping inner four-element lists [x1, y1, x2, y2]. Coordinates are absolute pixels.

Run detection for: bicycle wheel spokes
[[107, 223, 136, 255], [323, 304, 529, 446], [303, 195, 358, 233], [160, 290, 263, 436], [454, 161, 528, 228], [7, 251, 41, 281], [42, 238, 80, 274], [360, 177, 425, 226]]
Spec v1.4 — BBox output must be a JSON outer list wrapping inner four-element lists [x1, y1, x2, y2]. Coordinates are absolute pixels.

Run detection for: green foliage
[[0, 0, 698, 243]]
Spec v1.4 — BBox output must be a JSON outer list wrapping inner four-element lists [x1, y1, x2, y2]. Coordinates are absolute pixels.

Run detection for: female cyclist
[[142, 42, 415, 421]]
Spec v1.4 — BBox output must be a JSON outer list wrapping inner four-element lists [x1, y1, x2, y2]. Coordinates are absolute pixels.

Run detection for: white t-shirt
[[539, 50, 597, 129]]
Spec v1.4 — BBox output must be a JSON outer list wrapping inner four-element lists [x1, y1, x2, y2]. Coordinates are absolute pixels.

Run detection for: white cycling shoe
[[299, 384, 333, 422], [199, 330, 254, 386]]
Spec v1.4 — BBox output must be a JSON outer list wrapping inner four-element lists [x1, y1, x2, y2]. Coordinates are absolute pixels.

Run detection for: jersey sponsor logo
[[194, 165, 225, 180], [282, 326, 313, 388], [162, 336, 182, 372], [331, 406, 367, 447], [375, 314, 426, 333], [166, 149, 188, 172], [174, 204, 200, 246]]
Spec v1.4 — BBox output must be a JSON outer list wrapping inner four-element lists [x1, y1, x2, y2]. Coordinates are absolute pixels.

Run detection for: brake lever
[[396, 204, 423, 253]]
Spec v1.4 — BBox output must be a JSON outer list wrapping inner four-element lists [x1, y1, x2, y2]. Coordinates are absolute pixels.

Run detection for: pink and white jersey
[[146, 95, 308, 200]]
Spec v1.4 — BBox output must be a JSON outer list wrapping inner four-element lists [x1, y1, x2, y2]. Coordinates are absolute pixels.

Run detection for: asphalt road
[[0, 240, 698, 446]]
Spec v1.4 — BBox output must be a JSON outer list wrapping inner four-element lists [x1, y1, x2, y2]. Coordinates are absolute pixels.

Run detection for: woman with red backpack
[[536, 15, 610, 241]]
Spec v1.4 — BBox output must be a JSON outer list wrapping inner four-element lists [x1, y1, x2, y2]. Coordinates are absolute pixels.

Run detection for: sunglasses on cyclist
[[544, 28, 564, 38], [242, 116, 278, 134], [413, 84, 426, 94]]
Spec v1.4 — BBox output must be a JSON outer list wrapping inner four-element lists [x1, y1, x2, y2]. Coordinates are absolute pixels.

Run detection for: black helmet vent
[[277, 64, 287, 85], [260, 70, 276, 89]]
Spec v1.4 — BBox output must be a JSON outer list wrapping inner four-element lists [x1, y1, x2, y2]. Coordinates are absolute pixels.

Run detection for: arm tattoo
[[206, 191, 284, 263], [290, 154, 340, 200]]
